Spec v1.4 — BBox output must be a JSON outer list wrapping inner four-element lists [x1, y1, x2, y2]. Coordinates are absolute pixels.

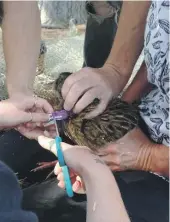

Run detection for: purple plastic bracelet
[[49, 110, 70, 121]]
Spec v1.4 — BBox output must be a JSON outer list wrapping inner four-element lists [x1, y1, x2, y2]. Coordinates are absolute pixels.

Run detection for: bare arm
[[82, 160, 130, 222], [2, 1, 41, 97], [122, 61, 152, 103], [61, 2, 151, 118], [105, 1, 150, 78], [150, 144, 169, 177], [38, 137, 130, 222]]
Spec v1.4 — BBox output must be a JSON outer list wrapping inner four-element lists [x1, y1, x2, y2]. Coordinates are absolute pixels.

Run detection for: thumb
[[38, 135, 73, 156], [31, 112, 50, 123]]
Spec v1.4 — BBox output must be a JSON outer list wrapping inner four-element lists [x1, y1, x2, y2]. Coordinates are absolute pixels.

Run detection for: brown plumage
[[54, 72, 139, 150], [32, 72, 139, 173]]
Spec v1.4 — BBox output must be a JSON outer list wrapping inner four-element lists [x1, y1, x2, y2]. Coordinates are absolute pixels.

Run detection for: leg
[[122, 61, 153, 103], [115, 171, 169, 222], [0, 2, 46, 76], [37, 40, 47, 75], [0, 130, 56, 186], [0, 161, 38, 222], [0, 1, 3, 25], [22, 171, 168, 222], [83, 1, 122, 68]]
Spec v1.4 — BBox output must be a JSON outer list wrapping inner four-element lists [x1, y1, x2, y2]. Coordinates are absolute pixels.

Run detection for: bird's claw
[[31, 160, 58, 172]]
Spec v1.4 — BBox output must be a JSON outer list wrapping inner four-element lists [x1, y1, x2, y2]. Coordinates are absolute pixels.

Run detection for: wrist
[[7, 73, 34, 98], [101, 63, 129, 91], [149, 144, 169, 177], [81, 163, 115, 194], [0, 101, 6, 130], [136, 142, 169, 177], [135, 141, 155, 172], [104, 56, 133, 78], [78, 155, 112, 182], [8, 88, 34, 99]]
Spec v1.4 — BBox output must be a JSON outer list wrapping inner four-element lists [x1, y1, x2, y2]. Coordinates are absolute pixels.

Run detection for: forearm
[[122, 61, 152, 103], [2, 1, 41, 96], [137, 141, 169, 177], [0, 101, 5, 130], [105, 1, 150, 77], [82, 162, 130, 222], [150, 144, 169, 177]]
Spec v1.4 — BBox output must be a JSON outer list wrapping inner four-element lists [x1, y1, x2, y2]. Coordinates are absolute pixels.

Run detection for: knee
[[86, 1, 122, 23], [0, 161, 22, 211]]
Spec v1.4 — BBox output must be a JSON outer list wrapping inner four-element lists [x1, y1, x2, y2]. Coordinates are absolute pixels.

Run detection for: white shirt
[[140, 0, 169, 147]]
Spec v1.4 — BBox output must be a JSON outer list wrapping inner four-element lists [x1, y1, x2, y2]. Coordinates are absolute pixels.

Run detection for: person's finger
[[38, 136, 73, 156], [63, 79, 93, 111], [74, 176, 86, 194], [38, 136, 56, 155], [18, 110, 50, 124], [34, 107, 44, 127], [54, 162, 62, 175], [58, 180, 65, 189], [31, 112, 50, 123], [18, 122, 36, 131], [58, 177, 78, 190], [56, 170, 75, 180], [103, 159, 120, 171], [16, 125, 27, 133], [56, 170, 85, 193], [100, 155, 120, 166], [54, 163, 75, 178], [85, 99, 108, 119], [24, 122, 37, 129], [44, 130, 56, 139], [45, 124, 56, 131], [72, 180, 82, 193], [18, 127, 46, 140], [95, 144, 117, 156], [73, 88, 97, 114], [61, 71, 86, 99], [35, 97, 53, 113], [57, 172, 64, 181]]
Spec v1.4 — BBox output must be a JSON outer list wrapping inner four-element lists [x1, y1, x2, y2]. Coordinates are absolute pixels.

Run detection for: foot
[[31, 161, 58, 172]]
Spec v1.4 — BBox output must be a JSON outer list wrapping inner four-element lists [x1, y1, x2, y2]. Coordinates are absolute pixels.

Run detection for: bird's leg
[[31, 161, 58, 172]]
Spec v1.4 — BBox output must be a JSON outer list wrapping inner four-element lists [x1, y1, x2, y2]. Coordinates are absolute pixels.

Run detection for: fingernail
[[54, 166, 60, 175], [44, 130, 50, 137], [73, 181, 81, 192], [48, 114, 53, 122]]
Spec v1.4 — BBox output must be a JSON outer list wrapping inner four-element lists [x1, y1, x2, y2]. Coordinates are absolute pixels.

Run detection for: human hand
[[62, 65, 127, 118], [38, 136, 107, 193], [95, 128, 154, 172], [0, 94, 53, 139]]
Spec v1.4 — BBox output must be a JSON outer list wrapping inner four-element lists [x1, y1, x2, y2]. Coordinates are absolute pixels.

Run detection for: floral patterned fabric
[[140, 0, 169, 146]]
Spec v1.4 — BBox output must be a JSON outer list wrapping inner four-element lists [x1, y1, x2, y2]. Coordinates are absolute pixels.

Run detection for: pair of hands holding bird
[[0, 67, 154, 193], [37, 66, 154, 193], [38, 127, 153, 194]]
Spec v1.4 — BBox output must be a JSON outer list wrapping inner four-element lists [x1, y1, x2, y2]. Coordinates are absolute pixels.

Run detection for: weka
[[32, 71, 139, 173]]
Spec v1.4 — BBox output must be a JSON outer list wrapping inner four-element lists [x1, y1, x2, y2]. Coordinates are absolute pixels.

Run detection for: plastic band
[[55, 136, 65, 167]]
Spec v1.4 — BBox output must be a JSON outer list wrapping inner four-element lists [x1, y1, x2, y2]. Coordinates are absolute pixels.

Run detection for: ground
[[0, 26, 143, 100]]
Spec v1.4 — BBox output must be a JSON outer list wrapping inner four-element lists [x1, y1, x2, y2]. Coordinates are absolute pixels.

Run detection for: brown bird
[[32, 72, 139, 174]]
